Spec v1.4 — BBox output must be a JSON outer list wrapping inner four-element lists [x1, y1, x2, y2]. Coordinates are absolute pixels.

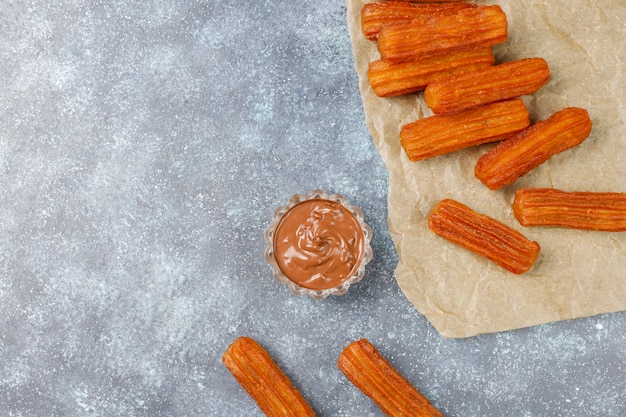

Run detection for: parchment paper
[[346, 0, 626, 338]]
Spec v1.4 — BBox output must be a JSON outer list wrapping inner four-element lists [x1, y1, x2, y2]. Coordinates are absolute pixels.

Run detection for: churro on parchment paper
[[345, 0, 626, 337]]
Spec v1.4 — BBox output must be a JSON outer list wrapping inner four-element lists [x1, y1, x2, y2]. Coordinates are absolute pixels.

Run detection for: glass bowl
[[264, 189, 373, 300]]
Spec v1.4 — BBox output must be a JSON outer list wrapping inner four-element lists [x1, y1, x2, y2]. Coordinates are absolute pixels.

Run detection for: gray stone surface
[[0, 0, 624, 416]]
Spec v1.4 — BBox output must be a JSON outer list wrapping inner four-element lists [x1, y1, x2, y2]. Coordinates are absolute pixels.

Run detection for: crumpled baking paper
[[346, 0, 626, 337]]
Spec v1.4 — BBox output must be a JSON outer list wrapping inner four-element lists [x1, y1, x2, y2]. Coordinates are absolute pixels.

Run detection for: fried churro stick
[[424, 58, 550, 115], [377, 5, 507, 63], [368, 47, 495, 97], [475, 107, 593, 190], [391, 0, 468, 1], [513, 188, 626, 232], [338, 339, 444, 417], [428, 199, 540, 274], [361, 1, 474, 41], [400, 99, 529, 161], [222, 336, 316, 417]]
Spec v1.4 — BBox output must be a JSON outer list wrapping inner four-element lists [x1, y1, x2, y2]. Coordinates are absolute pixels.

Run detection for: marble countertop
[[0, 1, 624, 416]]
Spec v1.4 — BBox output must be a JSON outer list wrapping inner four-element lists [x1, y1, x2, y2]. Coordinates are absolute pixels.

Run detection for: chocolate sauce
[[273, 199, 365, 290]]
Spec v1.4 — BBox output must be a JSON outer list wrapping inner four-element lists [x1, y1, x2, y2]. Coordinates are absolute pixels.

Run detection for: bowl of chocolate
[[265, 190, 373, 300]]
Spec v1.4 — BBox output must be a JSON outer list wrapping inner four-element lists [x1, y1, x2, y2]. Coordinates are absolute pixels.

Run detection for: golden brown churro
[[377, 5, 507, 63], [475, 107, 592, 190], [222, 336, 316, 417], [361, 1, 474, 41], [428, 199, 541, 274], [424, 58, 550, 115], [400, 99, 529, 161], [513, 188, 626, 232], [338, 338, 444, 417], [368, 48, 495, 97]]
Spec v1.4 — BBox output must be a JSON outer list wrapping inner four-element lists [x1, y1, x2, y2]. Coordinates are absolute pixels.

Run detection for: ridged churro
[[338, 339, 444, 417], [424, 58, 550, 115], [361, 1, 474, 41], [377, 5, 507, 63], [223, 336, 316, 417], [475, 107, 592, 190], [428, 199, 541, 274], [368, 48, 495, 97], [400, 99, 529, 161], [513, 188, 626, 232]]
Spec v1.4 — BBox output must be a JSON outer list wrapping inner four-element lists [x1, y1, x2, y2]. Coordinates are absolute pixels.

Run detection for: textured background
[[0, 0, 624, 416]]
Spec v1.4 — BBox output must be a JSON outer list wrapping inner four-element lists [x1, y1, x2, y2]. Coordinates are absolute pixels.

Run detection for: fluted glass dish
[[264, 190, 373, 300]]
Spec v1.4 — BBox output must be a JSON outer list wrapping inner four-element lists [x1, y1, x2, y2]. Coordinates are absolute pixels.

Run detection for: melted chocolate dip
[[273, 199, 365, 290]]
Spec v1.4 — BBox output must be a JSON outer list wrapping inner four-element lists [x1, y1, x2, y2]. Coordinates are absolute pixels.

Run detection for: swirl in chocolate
[[273, 199, 365, 290]]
